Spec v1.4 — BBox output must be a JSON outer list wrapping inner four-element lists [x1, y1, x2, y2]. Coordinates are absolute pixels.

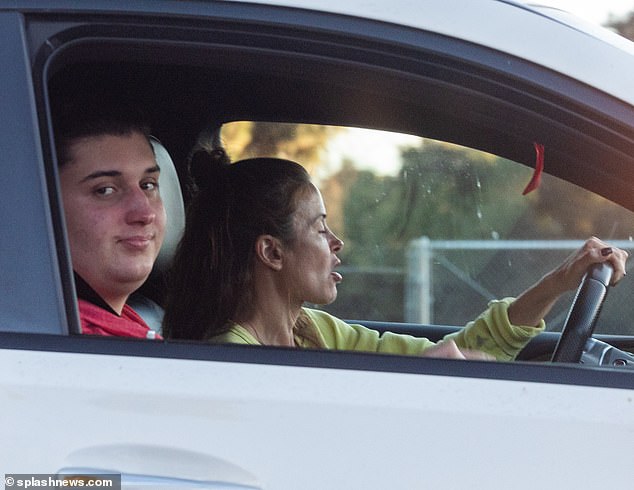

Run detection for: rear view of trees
[[608, 11, 634, 40]]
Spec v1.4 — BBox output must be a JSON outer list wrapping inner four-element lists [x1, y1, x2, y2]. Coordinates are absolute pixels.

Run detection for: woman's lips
[[331, 271, 343, 283]]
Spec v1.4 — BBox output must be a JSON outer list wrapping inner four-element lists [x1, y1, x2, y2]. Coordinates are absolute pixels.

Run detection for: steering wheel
[[551, 262, 613, 363]]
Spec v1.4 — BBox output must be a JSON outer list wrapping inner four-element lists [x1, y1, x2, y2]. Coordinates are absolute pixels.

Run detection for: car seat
[[128, 138, 185, 333]]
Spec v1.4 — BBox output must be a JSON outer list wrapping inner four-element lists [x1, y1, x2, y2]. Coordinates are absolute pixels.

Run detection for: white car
[[1, 0, 633, 488]]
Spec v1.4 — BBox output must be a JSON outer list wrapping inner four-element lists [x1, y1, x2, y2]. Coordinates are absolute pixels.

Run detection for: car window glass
[[221, 121, 634, 335]]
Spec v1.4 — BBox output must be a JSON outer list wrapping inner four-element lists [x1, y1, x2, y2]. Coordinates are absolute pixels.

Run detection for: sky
[[532, 0, 634, 24]]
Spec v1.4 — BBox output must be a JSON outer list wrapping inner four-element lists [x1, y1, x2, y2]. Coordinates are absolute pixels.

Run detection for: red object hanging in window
[[522, 142, 545, 195]]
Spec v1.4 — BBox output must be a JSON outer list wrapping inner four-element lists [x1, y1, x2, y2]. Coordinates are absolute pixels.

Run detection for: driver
[[162, 152, 628, 360]]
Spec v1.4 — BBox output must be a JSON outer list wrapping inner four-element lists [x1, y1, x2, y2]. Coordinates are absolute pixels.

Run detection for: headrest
[[151, 137, 184, 274]]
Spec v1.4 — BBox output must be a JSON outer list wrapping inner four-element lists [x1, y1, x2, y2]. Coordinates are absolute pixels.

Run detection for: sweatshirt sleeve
[[304, 308, 436, 355], [215, 303, 543, 360], [442, 297, 544, 361]]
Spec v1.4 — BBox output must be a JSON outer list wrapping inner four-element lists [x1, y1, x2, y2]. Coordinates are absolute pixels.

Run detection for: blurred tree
[[319, 158, 358, 239], [508, 176, 634, 240], [607, 11, 634, 40], [332, 141, 530, 266], [221, 121, 339, 173], [392, 143, 527, 241]]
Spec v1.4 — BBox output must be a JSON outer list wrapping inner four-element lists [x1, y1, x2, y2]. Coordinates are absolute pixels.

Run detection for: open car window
[[32, 1, 634, 371], [221, 122, 634, 336]]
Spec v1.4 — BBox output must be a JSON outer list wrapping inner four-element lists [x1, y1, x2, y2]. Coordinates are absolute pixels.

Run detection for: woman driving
[[163, 151, 627, 360]]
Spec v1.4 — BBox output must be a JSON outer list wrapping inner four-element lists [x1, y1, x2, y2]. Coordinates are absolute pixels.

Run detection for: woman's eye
[[142, 181, 159, 191]]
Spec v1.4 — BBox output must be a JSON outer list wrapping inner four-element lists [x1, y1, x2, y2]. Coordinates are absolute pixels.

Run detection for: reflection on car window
[[221, 122, 634, 335]]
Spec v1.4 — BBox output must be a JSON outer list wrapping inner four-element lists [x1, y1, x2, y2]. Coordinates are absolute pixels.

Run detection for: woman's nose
[[331, 233, 344, 252]]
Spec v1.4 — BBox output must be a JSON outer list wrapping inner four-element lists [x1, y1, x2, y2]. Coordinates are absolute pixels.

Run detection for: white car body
[[3, 348, 633, 488]]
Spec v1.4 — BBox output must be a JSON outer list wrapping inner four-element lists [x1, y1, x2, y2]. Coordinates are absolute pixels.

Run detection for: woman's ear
[[255, 235, 284, 271]]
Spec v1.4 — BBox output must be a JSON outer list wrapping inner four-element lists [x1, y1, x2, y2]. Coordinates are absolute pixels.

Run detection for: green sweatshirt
[[210, 297, 544, 361]]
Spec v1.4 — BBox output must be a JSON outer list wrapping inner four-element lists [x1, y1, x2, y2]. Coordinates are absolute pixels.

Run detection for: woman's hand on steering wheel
[[508, 237, 628, 329], [546, 237, 627, 293]]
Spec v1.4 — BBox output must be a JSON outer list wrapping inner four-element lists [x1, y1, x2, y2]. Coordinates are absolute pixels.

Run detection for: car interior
[[42, 19, 634, 366]]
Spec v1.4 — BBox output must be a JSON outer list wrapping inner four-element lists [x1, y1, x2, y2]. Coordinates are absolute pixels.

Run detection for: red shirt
[[79, 299, 163, 339]]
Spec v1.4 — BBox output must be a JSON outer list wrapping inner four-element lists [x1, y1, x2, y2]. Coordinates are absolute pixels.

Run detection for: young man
[[56, 109, 166, 338]]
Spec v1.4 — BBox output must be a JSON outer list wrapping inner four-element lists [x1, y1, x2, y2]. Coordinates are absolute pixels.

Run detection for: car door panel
[[1, 340, 633, 489]]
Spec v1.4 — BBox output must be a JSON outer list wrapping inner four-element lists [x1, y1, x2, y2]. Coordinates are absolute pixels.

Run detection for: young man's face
[[59, 131, 166, 311]]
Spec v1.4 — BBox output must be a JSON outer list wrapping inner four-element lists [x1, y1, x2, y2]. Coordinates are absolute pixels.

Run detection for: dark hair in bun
[[189, 148, 232, 192]]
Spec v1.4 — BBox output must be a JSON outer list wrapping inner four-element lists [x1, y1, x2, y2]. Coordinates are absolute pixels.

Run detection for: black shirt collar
[[74, 272, 119, 316]]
